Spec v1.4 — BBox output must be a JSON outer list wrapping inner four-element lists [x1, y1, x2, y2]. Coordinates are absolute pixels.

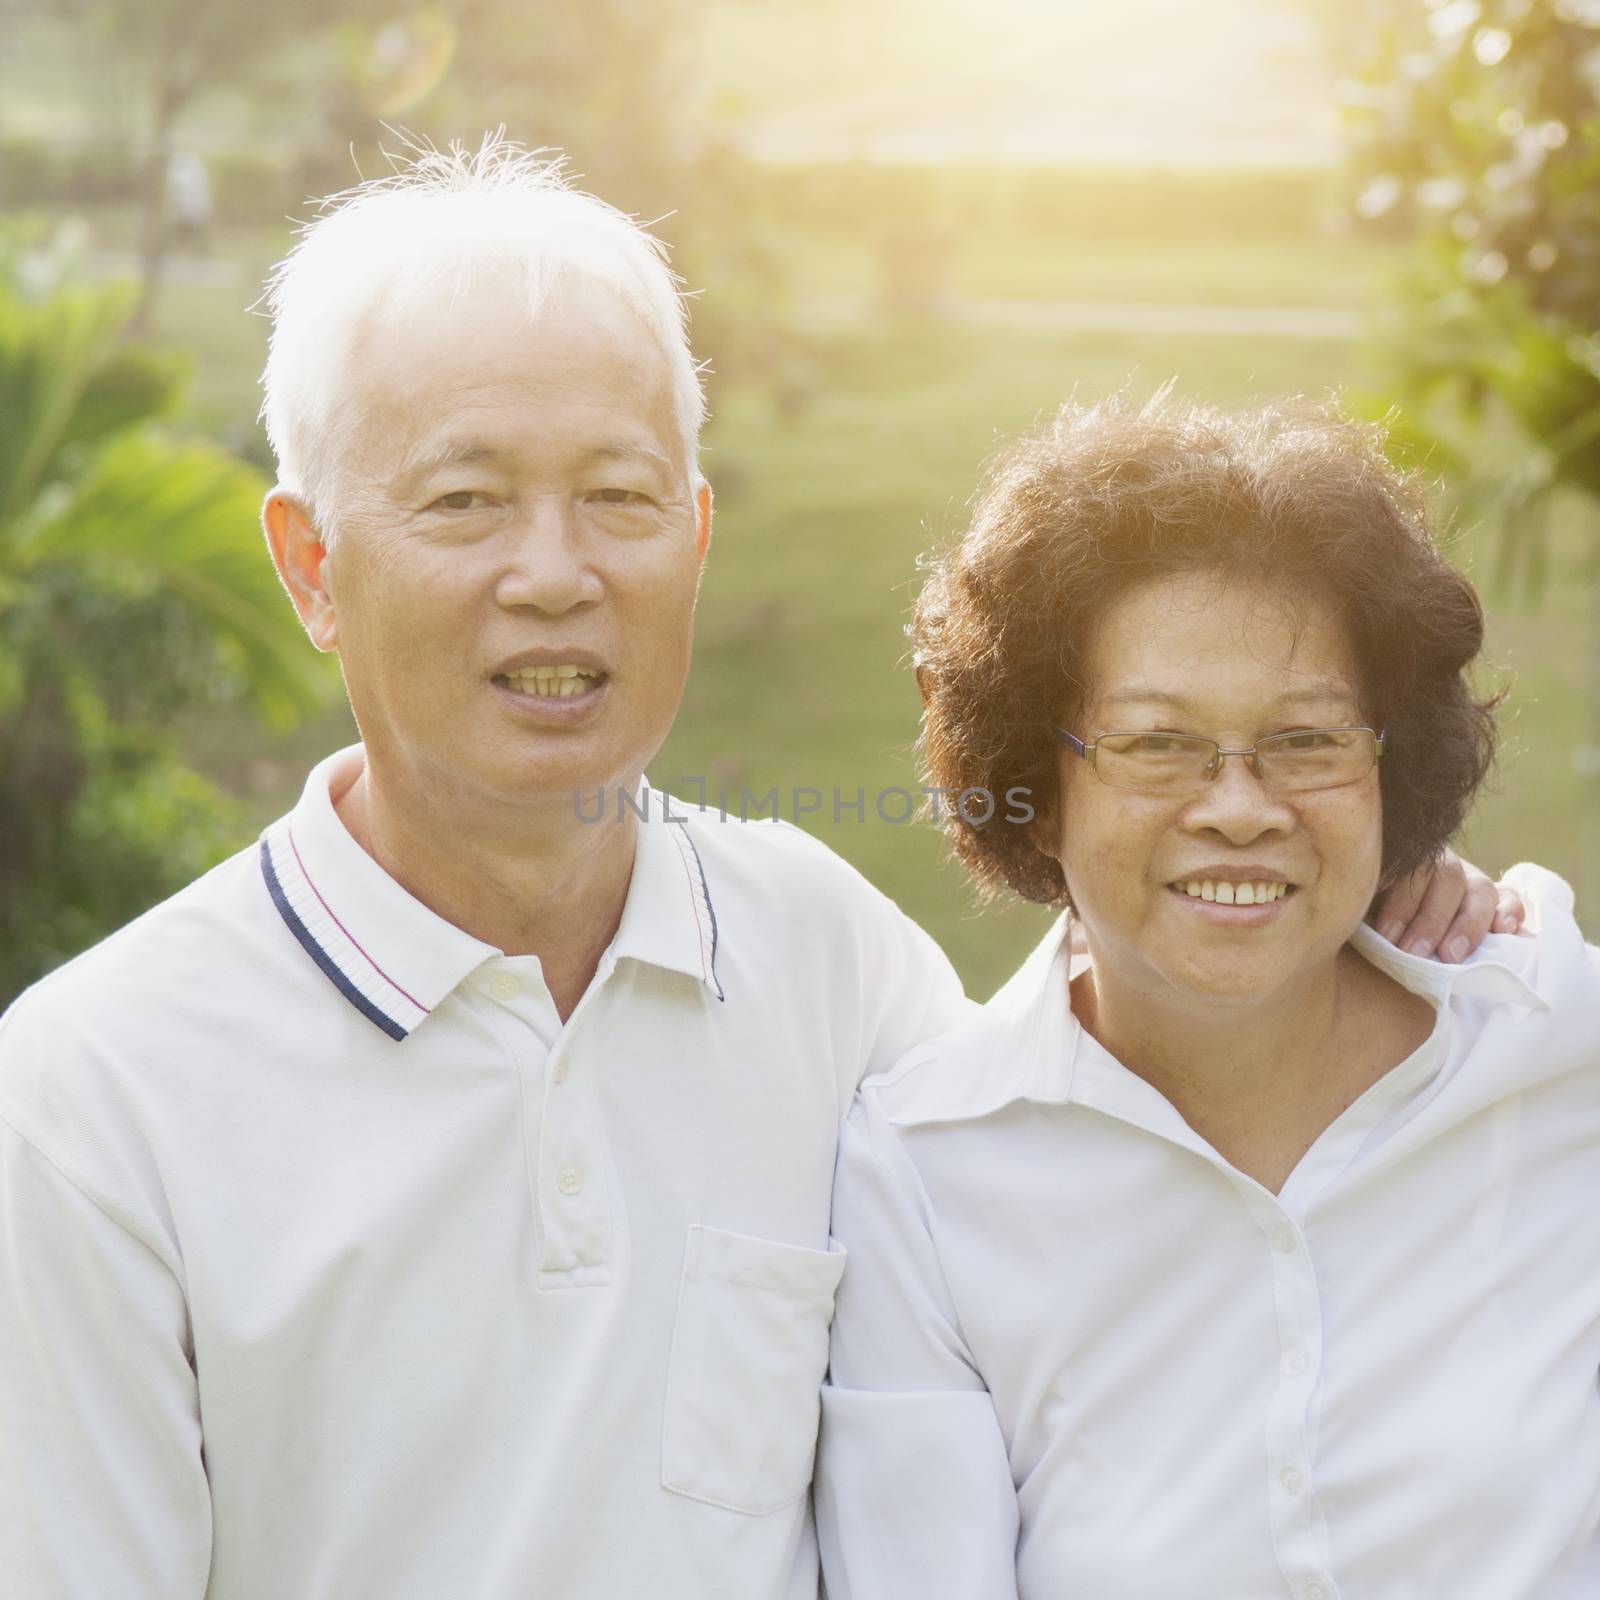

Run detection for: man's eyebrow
[[395, 438, 508, 485], [396, 438, 675, 484], [1098, 682, 1358, 712], [579, 442, 675, 474]]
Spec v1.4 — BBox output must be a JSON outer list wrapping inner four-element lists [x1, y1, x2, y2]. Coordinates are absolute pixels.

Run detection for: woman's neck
[[1071, 945, 1435, 1194]]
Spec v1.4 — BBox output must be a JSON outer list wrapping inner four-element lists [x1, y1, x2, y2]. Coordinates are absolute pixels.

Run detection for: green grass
[[61, 207, 1592, 996]]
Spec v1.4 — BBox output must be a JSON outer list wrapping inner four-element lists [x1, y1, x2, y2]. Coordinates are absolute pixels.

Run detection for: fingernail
[[1404, 937, 1434, 958], [1444, 935, 1469, 962], [1377, 920, 1403, 945]]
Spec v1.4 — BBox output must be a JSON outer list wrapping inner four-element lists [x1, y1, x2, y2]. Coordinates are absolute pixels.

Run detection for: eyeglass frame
[[1050, 724, 1386, 794]]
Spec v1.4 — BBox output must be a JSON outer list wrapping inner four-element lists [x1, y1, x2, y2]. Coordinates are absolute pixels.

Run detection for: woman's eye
[[1278, 730, 1338, 750]]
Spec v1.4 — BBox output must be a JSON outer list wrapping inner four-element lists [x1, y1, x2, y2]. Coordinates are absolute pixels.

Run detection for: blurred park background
[[1, 0, 1596, 1005]]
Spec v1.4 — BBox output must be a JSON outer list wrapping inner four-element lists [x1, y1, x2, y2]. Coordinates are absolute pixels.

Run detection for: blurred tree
[[1345, 0, 1600, 882], [30, 0, 388, 328], [432, 0, 700, 211], [0, 229, 330, 1005]]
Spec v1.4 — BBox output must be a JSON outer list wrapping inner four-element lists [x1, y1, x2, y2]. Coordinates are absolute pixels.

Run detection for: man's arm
[[817, 1096, 1019, 1600], [0, 1118, 211, 1596]]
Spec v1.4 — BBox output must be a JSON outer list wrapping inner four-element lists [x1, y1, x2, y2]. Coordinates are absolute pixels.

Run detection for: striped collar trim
[[260, 819, 437, 1040], [667, 820, 725, 1001], [260, 755, 727, 1040], [608, 788, 725, 1002]]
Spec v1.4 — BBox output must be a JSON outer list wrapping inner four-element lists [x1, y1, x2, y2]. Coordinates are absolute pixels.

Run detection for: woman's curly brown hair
[[910, 392, 1499, 906]]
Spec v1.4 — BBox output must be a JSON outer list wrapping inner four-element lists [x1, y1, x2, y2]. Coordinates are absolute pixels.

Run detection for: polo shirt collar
[[259, 747, 499, 1039], [607, 785, 725, 1000], [260, 752, 724, 1041]]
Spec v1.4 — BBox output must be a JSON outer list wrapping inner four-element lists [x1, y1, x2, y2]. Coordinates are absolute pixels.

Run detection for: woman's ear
[[914, 662, 935, 707]]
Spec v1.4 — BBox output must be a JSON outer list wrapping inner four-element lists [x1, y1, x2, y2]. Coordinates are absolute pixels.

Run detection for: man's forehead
[[341, 285, 682, 479]]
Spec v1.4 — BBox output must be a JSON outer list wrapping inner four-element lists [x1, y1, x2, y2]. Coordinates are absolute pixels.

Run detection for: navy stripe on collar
[[259, 832, 414, 1040], [672, 824, 725, 1002]]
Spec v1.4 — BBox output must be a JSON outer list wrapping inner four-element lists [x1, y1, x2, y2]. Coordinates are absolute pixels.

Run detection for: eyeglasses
[[1051, 725, 1385, 795]]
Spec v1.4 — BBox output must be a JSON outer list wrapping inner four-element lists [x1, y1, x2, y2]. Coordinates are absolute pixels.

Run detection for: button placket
[[531, 968, 621, 1289], [1248, 1193, 1337, 1599]]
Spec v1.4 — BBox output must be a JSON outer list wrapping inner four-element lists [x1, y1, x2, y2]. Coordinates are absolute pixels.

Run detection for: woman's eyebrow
[[1098, 682, 1358, 713]]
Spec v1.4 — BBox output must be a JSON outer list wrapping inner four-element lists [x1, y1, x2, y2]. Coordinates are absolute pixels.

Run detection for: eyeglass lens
[[1094, 729, 1378, 792]]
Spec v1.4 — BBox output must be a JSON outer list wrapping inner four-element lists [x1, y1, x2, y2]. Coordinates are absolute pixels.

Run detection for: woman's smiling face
[[1047, 571, 1387, 1012]]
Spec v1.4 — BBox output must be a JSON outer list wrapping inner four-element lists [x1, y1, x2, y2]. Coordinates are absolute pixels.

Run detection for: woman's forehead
[[1082, 574, 1363, 712]]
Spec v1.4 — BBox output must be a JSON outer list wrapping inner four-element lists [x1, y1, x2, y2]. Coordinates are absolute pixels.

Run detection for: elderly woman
[[814, 396, 1600, 1599]]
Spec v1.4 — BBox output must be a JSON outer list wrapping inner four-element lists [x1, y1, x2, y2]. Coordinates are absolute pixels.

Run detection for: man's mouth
[[493, 665, 607, 700], [1167, 879, 1295, 906]]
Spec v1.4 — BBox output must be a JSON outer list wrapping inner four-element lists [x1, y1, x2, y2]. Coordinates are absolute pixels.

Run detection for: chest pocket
[[661, 1224, 847, 1515]]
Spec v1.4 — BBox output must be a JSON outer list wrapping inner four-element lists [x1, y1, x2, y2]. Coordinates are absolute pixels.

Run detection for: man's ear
[[694, 479, 713, 563], [262, 489, 338, 653]]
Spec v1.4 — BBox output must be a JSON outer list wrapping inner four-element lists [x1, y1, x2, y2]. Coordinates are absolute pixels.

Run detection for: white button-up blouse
[[817, 864, 1600, 1600]]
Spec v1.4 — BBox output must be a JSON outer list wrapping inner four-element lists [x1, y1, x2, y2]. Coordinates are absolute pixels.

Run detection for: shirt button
[[1282, 1349, 1309, 1377], [1272, 1227, 1298, 1254], [1304, 1584, 1329, 1600], [557, 1165, 584, 1196], [1280, 1467, 1304, 1494], [490, 972, 520, 1001]]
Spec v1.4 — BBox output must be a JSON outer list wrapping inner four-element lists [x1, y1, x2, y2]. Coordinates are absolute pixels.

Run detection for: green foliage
[[1348, 0, 1600, 596], [0, 236, 332, 1006]]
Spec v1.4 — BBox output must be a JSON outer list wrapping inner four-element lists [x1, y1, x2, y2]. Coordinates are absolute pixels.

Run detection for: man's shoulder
[[0, 838, 274, 1105], [671, 803, 919, 930]]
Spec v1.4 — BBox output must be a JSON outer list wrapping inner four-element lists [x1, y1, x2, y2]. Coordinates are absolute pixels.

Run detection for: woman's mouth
[[1168, 879, 1294, 906]]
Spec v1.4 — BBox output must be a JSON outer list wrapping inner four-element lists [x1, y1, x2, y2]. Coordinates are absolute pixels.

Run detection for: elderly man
[[0, 141, 1515, 1599]]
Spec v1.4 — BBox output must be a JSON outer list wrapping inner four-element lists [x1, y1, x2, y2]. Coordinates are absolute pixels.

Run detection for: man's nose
[[1179, 750, 1295, 842], [495, 497, 602, 614]]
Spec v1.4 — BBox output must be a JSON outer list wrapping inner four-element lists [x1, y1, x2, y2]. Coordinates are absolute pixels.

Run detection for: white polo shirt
[[817, 865, 1600, 1600], [0, 745, 967, 1600]]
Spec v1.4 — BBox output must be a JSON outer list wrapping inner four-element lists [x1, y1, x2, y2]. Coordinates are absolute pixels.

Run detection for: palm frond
[[22, 429, 336, 728]]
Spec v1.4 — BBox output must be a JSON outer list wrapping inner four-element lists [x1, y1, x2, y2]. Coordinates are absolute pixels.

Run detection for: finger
[[1491, 885, 1525, 936], [1372, 865, 1428, 946], [1389, 855, 1467, 959], [1435, 869, 1498, 964]]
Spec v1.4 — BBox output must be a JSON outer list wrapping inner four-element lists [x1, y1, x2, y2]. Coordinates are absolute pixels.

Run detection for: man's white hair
[[258, 133, 705, 532]]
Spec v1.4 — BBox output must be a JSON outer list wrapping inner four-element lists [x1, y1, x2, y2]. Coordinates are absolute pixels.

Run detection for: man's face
[[314, 279, 706, 820]]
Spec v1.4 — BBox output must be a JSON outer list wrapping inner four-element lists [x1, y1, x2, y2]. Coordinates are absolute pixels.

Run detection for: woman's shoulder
[[858, 914, 1078, 1134], [1462, 863, 1598, 1004]]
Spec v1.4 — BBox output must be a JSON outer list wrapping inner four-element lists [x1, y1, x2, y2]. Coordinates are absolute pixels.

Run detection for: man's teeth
[[503, 666, 600, 699], [1176, 880, 1290, 905]]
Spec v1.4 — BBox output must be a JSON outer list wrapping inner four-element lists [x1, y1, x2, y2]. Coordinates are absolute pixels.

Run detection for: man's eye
[[591, 488, 652, 506], [431, 491, 486, 512]]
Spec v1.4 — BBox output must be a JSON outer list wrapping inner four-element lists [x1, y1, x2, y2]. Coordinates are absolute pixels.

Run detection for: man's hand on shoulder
[[1371, 849, 1526, 962]]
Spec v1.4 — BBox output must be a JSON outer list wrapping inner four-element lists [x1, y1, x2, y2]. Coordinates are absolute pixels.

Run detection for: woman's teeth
[[502, 666, 600, 699], [1174, 880, 1290, 905]]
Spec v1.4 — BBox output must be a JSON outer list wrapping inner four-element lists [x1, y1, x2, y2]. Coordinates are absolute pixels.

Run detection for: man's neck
[[335, 761, 637, 1023], [1071, 945, 1433, 1194]]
